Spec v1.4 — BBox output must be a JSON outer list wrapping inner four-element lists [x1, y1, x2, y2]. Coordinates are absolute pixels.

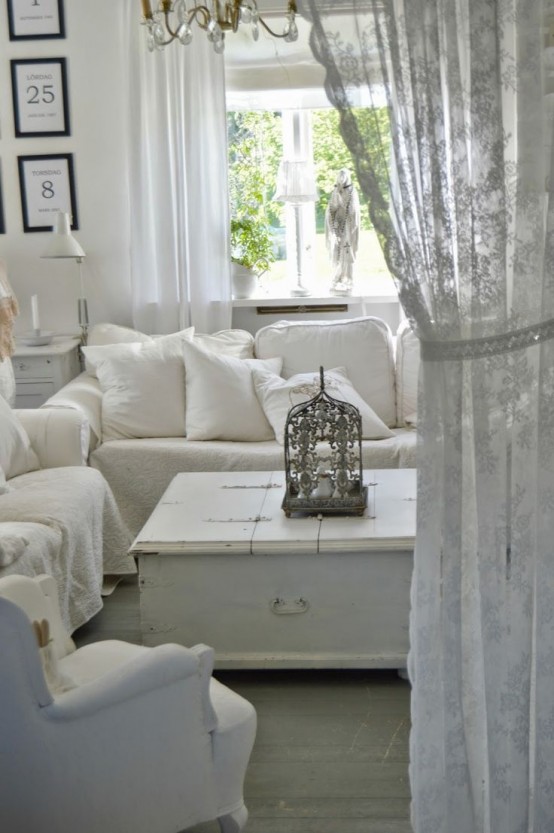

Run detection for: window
[[227, 106, 392, 298], [224, 12, 396, 300]]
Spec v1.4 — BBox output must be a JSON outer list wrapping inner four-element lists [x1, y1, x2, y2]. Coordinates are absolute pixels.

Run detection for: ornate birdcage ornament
[[282, 366, 367, 517]]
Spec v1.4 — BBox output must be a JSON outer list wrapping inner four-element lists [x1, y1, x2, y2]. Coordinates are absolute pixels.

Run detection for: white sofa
[[0, 358, 135, 633], [43, 316, 420, 537]]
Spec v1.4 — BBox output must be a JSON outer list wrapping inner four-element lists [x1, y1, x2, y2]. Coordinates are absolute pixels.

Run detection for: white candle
[[31, 294, 40, 332]]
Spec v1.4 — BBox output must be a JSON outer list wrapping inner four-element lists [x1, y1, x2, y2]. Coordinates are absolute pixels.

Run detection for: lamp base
[[290, 286, 311, 297], [20, 331, 54, 347], [78, 297, 89, 345]]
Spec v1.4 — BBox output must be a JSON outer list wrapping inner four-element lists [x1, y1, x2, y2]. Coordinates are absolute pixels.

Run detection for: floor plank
[[74, 575, 413, 833]]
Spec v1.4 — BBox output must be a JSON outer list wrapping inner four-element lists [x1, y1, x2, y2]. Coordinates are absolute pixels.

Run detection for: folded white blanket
[[0, 467, 135, 631]]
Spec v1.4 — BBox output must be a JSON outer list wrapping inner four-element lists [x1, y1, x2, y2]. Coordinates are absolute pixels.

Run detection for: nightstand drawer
[[15, 381, 55, 409], [13, 356, 55, 379], [13, 336, 81, 408]]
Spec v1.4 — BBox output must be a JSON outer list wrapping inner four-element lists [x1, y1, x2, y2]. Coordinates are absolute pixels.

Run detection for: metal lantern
[[282, 366, 367, 517]]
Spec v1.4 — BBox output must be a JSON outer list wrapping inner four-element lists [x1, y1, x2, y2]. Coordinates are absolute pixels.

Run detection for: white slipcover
[[0, 574, 256, 833], [254, 316, 397, 426]]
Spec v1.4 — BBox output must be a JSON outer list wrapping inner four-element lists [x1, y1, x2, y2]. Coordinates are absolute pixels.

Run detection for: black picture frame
[[18, 153, 78, 233], [0, 165, 5, 234], [7, 0, 65, 41], [11, 58, 70, 138]]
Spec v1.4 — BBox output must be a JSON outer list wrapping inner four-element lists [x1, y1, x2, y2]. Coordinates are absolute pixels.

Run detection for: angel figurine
[[325, 169, 360, 295]]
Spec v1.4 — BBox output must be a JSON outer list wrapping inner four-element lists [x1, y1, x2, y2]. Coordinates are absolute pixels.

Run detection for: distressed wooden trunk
[[131, 470, 416, 670]]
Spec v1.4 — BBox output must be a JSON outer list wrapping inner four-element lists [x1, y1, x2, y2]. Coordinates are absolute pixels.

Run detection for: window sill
[[232, 290, 399, 308]]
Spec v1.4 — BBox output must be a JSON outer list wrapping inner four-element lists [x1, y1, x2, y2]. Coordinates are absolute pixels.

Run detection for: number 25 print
[[18, 154, 78, 232], [11, 59, 69, 137]]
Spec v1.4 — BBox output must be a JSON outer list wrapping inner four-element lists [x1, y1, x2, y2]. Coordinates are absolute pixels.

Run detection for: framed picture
[[0, 165, 5, 234], [11, 59, 70, 137], [7, 0, 65, 41], [18, 153, 78, 232]]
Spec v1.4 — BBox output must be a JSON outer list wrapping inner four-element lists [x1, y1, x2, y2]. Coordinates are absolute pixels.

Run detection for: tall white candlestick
[[31, 294, 40, 332]]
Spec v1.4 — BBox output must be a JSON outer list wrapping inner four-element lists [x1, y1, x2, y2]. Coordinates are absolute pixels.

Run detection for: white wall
[[0, 2, 132, 337]]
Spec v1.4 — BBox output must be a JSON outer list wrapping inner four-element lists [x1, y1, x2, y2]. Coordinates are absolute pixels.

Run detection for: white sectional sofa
[[0, 358, 135, 632], [43, 316, 420, 537]]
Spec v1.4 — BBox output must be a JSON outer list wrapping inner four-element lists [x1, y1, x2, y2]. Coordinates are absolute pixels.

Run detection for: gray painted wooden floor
[[74, 576, 413, 833]]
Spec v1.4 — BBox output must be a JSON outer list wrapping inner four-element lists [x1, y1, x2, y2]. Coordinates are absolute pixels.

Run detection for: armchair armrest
[[46, 643, 203, 721], [41, 372, 102, 453], [15, 408, 89, 468]]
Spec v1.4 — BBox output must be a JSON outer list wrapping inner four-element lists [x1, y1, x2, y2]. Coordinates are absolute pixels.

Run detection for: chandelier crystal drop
[[140, 0, 298, 53]]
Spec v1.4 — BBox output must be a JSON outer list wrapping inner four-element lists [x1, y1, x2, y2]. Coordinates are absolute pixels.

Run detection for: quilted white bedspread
[[0, 467, 135, 632]]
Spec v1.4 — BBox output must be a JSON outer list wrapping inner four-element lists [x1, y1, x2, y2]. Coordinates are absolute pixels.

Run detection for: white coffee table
[[130, 469, 416, 669]]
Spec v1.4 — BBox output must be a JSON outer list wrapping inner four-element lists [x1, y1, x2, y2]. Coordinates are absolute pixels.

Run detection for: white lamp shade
[[274, 159, 318, 203], [41, 212, 86, 259]]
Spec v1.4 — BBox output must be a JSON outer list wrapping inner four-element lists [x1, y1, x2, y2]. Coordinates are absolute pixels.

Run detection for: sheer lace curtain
[[303, 0, 554, 830], [125, 3, 231, 334]]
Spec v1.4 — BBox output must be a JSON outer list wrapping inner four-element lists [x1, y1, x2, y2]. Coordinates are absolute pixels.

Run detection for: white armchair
[[0, 574, 256, 833]]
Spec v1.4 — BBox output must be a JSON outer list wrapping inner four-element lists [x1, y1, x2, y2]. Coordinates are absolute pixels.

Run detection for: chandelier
[[140, 1, 299, 53]]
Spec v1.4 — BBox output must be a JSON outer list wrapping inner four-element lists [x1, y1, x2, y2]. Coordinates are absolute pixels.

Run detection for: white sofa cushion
[[182, 340, 282, 441], [82, 329, 194, 440], [395, 320, 420, 427], [255, 317, 396, 426], [252, 367, 395, 444], [0, 396, 39, 479]]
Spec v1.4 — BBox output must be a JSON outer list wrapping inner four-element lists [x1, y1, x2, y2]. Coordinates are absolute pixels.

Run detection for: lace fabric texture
[[302, 0, 554, 830]]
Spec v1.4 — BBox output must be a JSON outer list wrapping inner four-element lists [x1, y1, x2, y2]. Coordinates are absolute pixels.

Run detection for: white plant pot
[[232, 264, 258, 299]]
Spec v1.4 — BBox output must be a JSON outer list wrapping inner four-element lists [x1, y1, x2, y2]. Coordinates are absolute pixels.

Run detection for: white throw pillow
[[83, 327, 194, 376], [0, 464, 9, 494], [194, 329, 254, 358], [87, 322, 154, 347], [0, 396, 40, 478], [182, 340, 282, 441], [82, 329, 195, 440], [252, 367, 395, 444]]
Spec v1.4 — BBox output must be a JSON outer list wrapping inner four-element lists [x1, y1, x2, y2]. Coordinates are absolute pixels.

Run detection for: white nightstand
[[13, 336, 82, 408]]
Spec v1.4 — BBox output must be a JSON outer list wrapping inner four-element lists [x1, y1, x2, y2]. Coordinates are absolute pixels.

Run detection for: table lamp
[[274, 159, 318, 297], [41, 212, 88, 343]]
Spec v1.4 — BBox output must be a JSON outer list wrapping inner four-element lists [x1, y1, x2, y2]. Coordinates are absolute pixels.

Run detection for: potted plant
[[230, 216, 275, 299]]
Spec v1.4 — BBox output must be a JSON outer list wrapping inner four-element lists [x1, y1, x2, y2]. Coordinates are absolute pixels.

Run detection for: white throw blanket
[[0, 467, 135, 631]]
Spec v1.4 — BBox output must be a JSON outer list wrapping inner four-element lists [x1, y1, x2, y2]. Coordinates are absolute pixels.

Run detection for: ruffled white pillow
[[0, 523, 29, 567], [182, 340, 282, 441], [0, 464, 8, 495], [252, 366, 395, 444]]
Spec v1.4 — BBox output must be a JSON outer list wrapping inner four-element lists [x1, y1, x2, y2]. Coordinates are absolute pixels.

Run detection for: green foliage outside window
[[311, 108, 391, 232], [227, 106, 391, 261], [227, 111, 283, 270]]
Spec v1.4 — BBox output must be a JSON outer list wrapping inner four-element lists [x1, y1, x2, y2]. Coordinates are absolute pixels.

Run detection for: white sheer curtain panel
[[302, 0, 554, 830], [125, 3, 231, 334]]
